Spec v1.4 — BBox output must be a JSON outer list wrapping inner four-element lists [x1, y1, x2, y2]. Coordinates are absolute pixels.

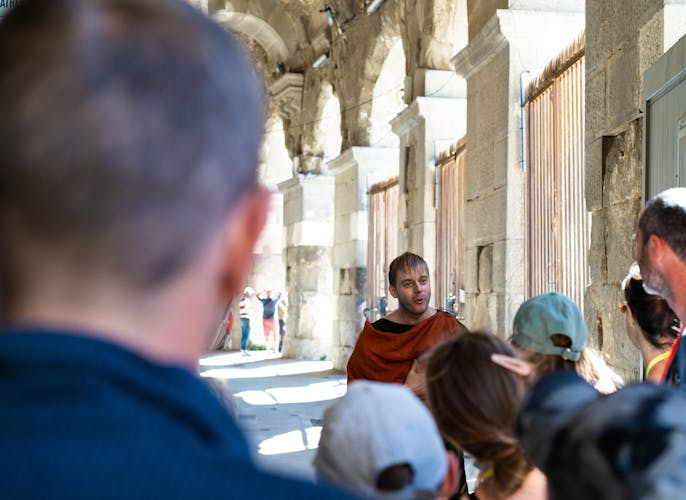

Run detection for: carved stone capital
[[269, 73, 304, 120]]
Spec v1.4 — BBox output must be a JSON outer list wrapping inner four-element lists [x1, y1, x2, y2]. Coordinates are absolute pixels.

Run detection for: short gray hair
[[0, 0, 265, 301]]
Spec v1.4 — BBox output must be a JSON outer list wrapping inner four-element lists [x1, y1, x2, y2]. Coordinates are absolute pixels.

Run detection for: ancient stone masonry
[[585, 0, 686, 380], [453, 4, 584, 335], [197, 0, 686, 375]]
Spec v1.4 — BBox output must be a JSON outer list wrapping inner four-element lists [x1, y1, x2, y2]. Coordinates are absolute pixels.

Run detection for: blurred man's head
[[0, 0, 268, 363], [636, 188, 686, 319]]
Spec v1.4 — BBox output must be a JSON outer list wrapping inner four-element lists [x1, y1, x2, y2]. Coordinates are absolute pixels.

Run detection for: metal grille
[[526, 55, 588, 308], [366, 178, 399, 322], [435, 140, 466, 317]]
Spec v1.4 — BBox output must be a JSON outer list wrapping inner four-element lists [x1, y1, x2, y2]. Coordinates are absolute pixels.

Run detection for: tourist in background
[[257, 288, 281, 352], [239, 287, 254, 355]]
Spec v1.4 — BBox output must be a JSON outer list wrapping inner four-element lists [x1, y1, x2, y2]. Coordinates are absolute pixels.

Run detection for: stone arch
[[213, 10, 289, 63], [333, 12, 402, 149], [370, 38, 406, 147]]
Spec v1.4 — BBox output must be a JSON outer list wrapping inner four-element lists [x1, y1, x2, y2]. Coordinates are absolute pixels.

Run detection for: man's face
[[390, 266, 431, 316], [636, 230, 672, 301]]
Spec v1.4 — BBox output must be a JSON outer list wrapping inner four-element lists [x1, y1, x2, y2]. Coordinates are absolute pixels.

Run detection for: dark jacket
[[0, 329, 349, 499]]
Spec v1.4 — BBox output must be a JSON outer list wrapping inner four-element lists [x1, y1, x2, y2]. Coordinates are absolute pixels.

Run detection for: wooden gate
[[526, 37, 588, 308], [435, 139, 466, 316], [366, 178, 399, 322]]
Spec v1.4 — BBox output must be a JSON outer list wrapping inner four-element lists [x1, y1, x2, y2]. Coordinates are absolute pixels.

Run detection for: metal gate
[[366, 178, 399, 322], [526, 37, 588, 308]]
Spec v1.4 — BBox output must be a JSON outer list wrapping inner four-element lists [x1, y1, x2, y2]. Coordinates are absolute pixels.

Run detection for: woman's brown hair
[[426, 332, 532, 497], [622, 272, 679, 349], [512, 336, 622, 394]]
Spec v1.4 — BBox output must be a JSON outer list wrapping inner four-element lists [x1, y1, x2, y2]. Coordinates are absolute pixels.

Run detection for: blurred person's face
[[390, 266, 431, 317], [636, 230, 673, 303]]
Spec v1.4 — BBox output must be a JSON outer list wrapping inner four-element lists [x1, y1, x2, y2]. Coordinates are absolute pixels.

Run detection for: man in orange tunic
[[347, 252, 467, 387]]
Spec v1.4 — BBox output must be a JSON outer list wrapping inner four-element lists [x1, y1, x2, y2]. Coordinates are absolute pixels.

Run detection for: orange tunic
[[347, 311, 466, 384]]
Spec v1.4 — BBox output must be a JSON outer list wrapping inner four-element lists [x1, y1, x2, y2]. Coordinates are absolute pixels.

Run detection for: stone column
[[328, 147, 399, 370], [278, 175, 336, 360], [390, 69, 467, 304], [452, 8, 583, 333]]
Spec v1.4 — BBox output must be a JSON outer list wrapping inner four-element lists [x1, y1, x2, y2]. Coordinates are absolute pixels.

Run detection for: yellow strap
[[479, 468, 494, 482], [645, 351, 671, 379]]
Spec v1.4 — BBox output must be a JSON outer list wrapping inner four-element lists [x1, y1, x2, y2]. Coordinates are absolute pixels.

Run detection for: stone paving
[[199, 350, 347, 482]]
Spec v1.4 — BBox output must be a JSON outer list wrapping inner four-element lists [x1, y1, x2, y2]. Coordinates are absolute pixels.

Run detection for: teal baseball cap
[[512, 292, 587, 361]]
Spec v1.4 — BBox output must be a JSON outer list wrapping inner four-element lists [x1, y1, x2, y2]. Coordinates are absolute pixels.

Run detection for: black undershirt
[[371, 318, 413, 334]]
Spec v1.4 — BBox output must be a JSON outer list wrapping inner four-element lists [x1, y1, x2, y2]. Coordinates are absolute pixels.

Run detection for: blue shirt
[[0, 329, 350, 499], [259, 296, 279, 320]]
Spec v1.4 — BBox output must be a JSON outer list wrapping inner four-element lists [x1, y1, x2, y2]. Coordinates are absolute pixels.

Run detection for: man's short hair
[[638, 188, 686, 263], [0, 0, 264, 301], [388, 252, 429, 288]]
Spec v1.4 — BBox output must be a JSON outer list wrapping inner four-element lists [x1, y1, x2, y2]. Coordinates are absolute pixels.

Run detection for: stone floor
[[198, 350, 347, 482]]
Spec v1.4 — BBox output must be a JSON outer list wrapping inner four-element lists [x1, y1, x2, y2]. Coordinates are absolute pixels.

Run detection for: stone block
[[282, 188, 303, 226], [602, 119, 643, 208], [339, 318, 362, 348], [605, 199, 642, 282], [333, 213, 351, 245], [465, 145, 483, 201], [351, 210, 369, 243], [584, 0, 609, 72], [336, 267, 366, 297], [586, 69, 607, 141], [332, 240, 359, 270], [585, 280, 639, 381], [492, 239, 506, 292], [335, 170, 358, 215], [477, 243, 494, 293], [606, 42, 641, 133], [463, 246, 479, 293], [503, 238, 524, 296], [290, 220, 334, 247], [504, 288, 524, 337], [493, 133, 509, 189], [588, 209, 607, 284], [471, 291, 498, 332], [292, 291, 334, 339], [474, 74, 499, 147], [639, 9, 664, 78], [477, 142, 495, 192], [585, 138, 604, 211], [335, 295, 357, 322]]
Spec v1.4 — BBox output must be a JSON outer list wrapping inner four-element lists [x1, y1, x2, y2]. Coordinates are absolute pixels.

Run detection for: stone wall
[[585, 0, 686, 379], [455, 7, 584, 336]]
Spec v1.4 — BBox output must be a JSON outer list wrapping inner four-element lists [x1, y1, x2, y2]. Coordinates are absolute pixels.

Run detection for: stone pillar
[[269, 73, 305, 162], [278, 175, 336, 360], [390, 69, 467, 304], [452, 8, 583, 333], [328, 147, 399, 370]]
